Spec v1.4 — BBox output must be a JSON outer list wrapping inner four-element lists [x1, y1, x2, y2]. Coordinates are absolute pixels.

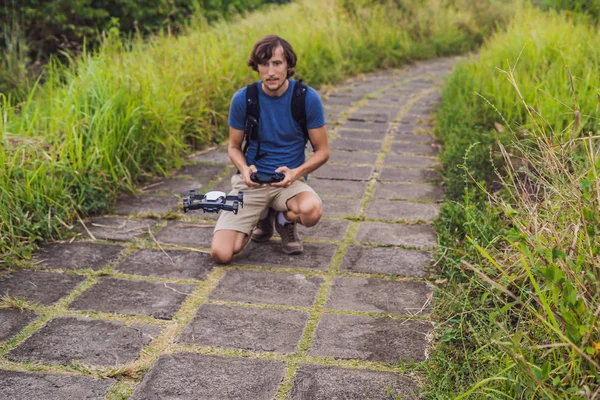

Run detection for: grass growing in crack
[[0, 295, 35, 312]]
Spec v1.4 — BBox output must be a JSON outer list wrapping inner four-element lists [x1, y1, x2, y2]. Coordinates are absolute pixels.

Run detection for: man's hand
[[271, 166, 297, 188], [242, 165, 261, 187]]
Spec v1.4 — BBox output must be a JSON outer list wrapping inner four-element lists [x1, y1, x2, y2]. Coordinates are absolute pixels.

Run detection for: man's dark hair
[[248, 35, 297, 78]]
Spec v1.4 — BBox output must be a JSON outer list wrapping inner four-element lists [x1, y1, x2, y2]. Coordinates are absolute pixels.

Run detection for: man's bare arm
[[273, 125, 329, 187], [296, 125, 330, 176], [228, 127, 261, 187]]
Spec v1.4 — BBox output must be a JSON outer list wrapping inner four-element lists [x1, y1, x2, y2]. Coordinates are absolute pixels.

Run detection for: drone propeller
[[225, 191, 244, 207], [220, 201, 239, 214]]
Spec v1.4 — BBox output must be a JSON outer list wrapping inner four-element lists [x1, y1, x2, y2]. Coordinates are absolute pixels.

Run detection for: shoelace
[[282, 223, 298, 242]]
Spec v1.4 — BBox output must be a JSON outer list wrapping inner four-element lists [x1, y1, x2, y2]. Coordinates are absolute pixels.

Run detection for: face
[[257, 45, 289, 97]]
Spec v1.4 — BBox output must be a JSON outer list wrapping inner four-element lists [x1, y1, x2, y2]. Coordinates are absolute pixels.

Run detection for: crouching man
[[210, 34, 329, 264]]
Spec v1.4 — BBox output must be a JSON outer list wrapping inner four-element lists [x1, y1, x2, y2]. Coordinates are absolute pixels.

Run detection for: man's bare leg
[[272, 191, 322, 255], [282, 191, 322, 227], [210, 230, 250, 264]]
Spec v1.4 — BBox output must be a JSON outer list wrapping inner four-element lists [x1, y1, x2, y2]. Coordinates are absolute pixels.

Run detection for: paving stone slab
[[379, 167, 438, 183], [390, 142, 439, 155], [178, 304, 308, 353], [289, 364, 419, 400], [347, 112, 390, 123], [115, 248, 214, 280], [408, 105, 435, 114], [329, 92, 367, 99], [329, 138, 383, 152], [383, 154, 440, 168], [366, 100, 405, 108], [419, 91, 443, 103], [308, 178, 367, 197], [114, 194, 178, 215], [342, 245, 433, 277], [356, 222, 437, 248], [375, 99, 408, 107], [69, 277, 195, 319], [209, 270, 323, 307], [310, 314, 432, 363], [404, 107, 429, 116], [398, 114, 423, 125], [358, 106, 399, 116], [322, 197, 361, 218], [154, 221, 214, 248], [402, 80, 435, 89], [296, 218, 350, 241], [322, 96, 357, 107], [336, 129, 387, 141], [366, 199, 440, 221], [79, 217, 158, 241], [234, 241, 337, 270], [33, 242, 124, 271], [8, 316, 160, 366], [0, 369, 115, 400], [328, 150, 379, 165], [395, 124, 424, 134], [142, 178, 206, 195], [0, 270, 85, 305], [364, 98, 401, 106], [187, 150, 231, 164], [174, 163, 228, 179], [0, 309, 39, 341], [312, 164, 373, 181], [130, 353, 285, 400], [393, 133, 433, 143], [210, 168, 237, 193], [325, 112, 343, 122], [404, 113, 431, 124], [341, 121, 389, 132], [326, 277, 432, 315], [374, 182, 444, 201]]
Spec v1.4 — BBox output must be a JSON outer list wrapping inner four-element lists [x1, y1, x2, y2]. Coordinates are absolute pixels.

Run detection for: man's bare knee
[[298, 200, 322, 226], [301, 207, 322, 226], [233, 236, 250, 254], [211, 230, 248, 264], [211, 247, 233, 264]]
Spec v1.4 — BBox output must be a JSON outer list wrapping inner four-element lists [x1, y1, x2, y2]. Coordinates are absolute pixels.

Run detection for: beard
[[262, 78, 288, 95]]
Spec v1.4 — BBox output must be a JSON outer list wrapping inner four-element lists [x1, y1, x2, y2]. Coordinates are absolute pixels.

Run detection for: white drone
[[182, 190, 243, 214]]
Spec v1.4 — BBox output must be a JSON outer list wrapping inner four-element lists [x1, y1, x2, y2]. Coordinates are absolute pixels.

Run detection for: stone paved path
[[0, 57, 457, 399]]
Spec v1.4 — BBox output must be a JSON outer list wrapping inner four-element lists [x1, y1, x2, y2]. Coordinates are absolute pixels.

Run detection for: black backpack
[[243, 80, 314, 162]]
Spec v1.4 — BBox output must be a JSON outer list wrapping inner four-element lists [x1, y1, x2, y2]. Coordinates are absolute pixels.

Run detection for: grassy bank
[[426, 4, 600, 398], [0, 0, 513, 263]]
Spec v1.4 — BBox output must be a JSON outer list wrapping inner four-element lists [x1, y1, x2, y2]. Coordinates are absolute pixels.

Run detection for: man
[[210, 34, 329, 264]]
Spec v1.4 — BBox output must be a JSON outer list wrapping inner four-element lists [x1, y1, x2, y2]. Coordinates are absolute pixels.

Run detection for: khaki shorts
[[214, 174, 320, 235]]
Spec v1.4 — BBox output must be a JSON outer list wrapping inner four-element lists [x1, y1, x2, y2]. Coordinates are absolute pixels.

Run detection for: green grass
[[426, 4, 600, 398], [0, 0, 514, 263]]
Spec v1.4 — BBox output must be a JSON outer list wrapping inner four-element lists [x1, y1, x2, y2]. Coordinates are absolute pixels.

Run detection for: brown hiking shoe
[[251, 208, 275, 242], [275, 219, 303, 255]]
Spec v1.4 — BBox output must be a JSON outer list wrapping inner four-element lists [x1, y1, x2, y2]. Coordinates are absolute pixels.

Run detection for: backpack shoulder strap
[[245, 82, 260, 140], [243, 82, 260, 158], [291, 80, 314, 151], [292, 79, 315, 151], [244, 82, 269, 162]]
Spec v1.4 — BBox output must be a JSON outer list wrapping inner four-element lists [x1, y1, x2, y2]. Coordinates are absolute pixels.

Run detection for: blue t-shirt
[[228, 79, 325, 174]]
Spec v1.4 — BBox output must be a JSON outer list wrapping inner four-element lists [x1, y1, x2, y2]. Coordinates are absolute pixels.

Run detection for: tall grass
[[427, 4, 600, 398], [436, 3, 600, 201], [0, 22, 33, 103], [0, 0, 514, 263], [536, 0, 600, 21]]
